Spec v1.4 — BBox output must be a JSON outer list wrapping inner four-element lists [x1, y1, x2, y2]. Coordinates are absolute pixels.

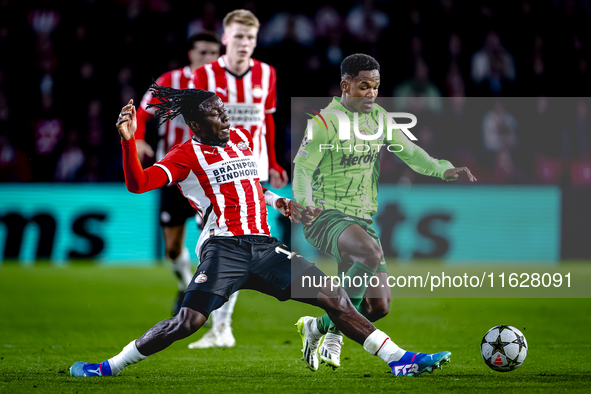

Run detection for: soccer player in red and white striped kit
[[188, 9, 288, 349], [135, 32, 221, 318], [69, 86, 451, 378]]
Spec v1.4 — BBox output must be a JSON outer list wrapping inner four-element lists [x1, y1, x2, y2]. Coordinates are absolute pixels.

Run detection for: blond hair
[[223, 9, 260, 29]]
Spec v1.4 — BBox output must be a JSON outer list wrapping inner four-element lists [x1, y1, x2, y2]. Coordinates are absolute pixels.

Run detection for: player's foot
[[187, 323, 235, 349], [69, 361, 113, 377], [389, 351, 451, 377], [318, 332, 343, 369], [216, 322, 236, 348], [295, 316, 323, 371], [188, 328, 218, 349]]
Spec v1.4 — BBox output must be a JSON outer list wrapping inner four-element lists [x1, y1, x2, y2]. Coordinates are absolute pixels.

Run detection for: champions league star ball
[[481, 325, 528, 372]]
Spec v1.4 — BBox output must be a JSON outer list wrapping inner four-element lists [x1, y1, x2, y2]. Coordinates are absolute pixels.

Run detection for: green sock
[[315, 261, 377, 335]]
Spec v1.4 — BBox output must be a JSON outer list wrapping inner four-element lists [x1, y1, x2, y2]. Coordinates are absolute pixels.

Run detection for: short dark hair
[[188, 31, 220, 50], [146, 82, 216, 125], [341, 54, 380, 80]]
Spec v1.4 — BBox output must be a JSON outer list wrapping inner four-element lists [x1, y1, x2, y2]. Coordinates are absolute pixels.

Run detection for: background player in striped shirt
[[69, 85, 451, 378], [189, 9, 288, 350], [293, 54, 476, 371], [135, 32, 220, 317]]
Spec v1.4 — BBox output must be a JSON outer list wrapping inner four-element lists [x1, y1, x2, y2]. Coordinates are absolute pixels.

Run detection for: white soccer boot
[[188, 328, 219, 349], [318, 332, 344, 369], [216, 322, 236, 348], [188, 323, 235, 349], [295, 316, 323, 371]]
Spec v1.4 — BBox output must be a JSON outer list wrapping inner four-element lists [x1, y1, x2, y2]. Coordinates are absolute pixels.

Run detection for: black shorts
[[184, 235, 324, 303], [159, 185, 197, 227]]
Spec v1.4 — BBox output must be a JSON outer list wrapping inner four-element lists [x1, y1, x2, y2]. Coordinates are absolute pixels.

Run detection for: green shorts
[[303, 209, 387, 274]]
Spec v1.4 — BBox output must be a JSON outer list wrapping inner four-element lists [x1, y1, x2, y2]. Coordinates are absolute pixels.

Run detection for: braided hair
[[146, 82, 216, 126]]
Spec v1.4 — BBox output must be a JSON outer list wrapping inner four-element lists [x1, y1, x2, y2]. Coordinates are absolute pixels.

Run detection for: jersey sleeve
[[121, 137, 168, 193], [292, 164, 315, 207], [154, 143, 192, 184], [192, 66, 208, 90], [388, 128, 454, 180], [292, 113, 333, 171], [265, 65, 277, 114]]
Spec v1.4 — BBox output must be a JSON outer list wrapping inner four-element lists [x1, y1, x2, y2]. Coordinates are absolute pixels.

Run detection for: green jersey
[[293, 97, 454, 221]]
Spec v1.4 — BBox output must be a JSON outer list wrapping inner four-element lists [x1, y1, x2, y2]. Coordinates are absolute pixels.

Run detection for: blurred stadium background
[[1, 2, 591, 392], [1, 0, 590, 263]]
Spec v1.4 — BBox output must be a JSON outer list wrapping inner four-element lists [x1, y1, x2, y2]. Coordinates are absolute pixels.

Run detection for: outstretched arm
[[117, 100, 168, 193], [391, 128, 476, 182]]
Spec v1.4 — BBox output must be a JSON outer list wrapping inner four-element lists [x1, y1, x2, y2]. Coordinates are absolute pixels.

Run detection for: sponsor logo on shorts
[[318, 199, 326, 204], [195, 273, 208, 284], [343, 217, 354, 221], [298, 149, 308, 158]]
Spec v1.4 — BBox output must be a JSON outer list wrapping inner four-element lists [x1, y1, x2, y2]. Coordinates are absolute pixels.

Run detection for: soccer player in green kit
[[294, 54, 476, 371]]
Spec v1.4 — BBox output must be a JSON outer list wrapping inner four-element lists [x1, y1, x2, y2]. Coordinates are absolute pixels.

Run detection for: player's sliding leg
[[70, 245, 449, 378], [163, 225, 193, 316], [70, 290, 224, 377], [292, 268, 451, 377], [187, 291, 238, 349]]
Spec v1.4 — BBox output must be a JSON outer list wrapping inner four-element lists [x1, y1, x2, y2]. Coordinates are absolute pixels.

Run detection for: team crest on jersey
[[252, 86, 263, 99], [195, 273, 208, 283], [359, 130, 367, 135], [237, 141, 249, 151], [301, 133, 311, 147]]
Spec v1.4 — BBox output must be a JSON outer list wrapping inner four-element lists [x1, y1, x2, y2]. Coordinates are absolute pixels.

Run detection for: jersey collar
[[218, 56, 254, 79]]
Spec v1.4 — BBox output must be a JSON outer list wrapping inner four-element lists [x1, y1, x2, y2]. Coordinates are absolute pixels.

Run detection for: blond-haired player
[[188, 10, 288, 349]]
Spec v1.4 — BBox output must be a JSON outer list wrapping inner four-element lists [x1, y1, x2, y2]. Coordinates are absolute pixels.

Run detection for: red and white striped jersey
[[138, 66, 194, 161], [154, 127, 270, 255], [192, 57, 277, 182]]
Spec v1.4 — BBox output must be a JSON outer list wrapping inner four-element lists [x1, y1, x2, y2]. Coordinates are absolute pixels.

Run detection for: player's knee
[[363, 298, 390, 322], [174, 308, 205, 337], [356, 242, 384, 271], [318, 286, 354, 315], [165, 242, 183, 260]]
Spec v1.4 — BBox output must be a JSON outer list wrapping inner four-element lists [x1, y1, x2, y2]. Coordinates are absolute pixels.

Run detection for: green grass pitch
[[1, 263, 590, 393]]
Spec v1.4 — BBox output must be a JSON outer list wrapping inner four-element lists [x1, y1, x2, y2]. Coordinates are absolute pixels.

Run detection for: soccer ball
[[481, 325, 528, 372]]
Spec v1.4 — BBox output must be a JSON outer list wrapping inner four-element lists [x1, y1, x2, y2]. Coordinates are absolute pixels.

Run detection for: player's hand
[[276, 198, 305, 224], [444, 167, 477, 182], [136, 139, 155, 162], [116, 99, 137, 141], [269, 166, 289, 189], [301, 206, 322, 226]]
